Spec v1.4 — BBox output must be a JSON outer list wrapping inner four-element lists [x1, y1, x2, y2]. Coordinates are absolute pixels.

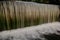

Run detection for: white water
[[1, 1, 59, 29], [0, 22, 60, 40]]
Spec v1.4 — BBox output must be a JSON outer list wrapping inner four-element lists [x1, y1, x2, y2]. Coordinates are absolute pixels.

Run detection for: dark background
[[0, 0, 60, 5]]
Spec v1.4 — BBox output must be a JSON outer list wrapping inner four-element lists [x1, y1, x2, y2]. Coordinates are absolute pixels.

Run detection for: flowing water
[[0, 22, 60, 40], [0, 1, 60, 31]]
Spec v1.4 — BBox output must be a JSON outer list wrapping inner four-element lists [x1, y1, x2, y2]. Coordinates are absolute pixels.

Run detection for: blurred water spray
[[0, 1, 60, 31], [0, 22, 60, 40]]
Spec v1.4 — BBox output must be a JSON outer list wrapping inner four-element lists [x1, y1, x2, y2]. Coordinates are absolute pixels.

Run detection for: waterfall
[[0, 1, 60, 31]]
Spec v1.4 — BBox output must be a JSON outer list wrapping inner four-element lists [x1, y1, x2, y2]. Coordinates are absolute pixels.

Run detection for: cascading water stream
[[0, 1, 60, 31]]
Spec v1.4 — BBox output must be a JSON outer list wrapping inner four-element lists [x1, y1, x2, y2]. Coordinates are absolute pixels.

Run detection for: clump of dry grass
[[0, 1, 60, 31]]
